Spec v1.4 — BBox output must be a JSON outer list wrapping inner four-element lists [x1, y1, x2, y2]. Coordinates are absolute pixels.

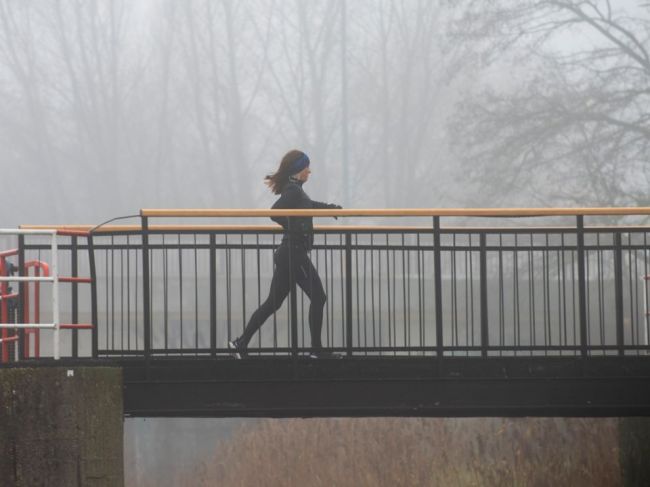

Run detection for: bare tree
[[172, 0, 274, 207], [351, 0, 456, 208], [247, 0, 343, 201], [448, 0, 650, 207], [0, 0, 467, 222], [0, 0, 62, 217], [0, 0, 148, 222]]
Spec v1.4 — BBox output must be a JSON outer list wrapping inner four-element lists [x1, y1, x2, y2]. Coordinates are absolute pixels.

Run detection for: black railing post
[[17, 234, 25, 361], [576, 215, 588, 358], [345, 233, 353, 357], [88, 233, 99, 358], [479, 232, 489, 358], [209, 233, 217, 357], [433, 217, 443, 359], [614, 231, 625, 356], [71, 236, 79, 358], [142, 215, 151, 363]]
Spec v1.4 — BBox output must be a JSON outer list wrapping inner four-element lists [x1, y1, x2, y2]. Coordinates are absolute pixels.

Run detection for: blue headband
[[289, 153, 310, 175]]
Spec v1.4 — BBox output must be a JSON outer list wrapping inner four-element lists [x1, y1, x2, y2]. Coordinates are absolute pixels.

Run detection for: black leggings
[[240, 245, 326, 348]]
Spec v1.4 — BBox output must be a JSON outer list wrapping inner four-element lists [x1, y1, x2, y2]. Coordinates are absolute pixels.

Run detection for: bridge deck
[[7, 356, 650, 417]]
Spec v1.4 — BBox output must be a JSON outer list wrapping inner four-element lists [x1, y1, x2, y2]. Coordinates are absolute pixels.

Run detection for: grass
[[171, 417, 620, 486]]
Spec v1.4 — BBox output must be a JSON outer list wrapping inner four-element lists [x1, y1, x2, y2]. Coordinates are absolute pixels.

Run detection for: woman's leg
[[238, 248, 291, 347], [295, 255, 327, 349]]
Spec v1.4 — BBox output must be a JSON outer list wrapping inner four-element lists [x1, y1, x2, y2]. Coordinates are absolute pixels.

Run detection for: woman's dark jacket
[[271, 178, 339, 251]]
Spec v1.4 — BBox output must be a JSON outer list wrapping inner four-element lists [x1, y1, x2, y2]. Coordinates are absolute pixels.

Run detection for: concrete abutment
[[0, 366, 123, 487]]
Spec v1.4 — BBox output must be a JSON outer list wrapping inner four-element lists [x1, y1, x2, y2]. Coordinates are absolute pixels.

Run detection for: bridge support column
[[0, 366, 123, 486], [620, 418, 650, 487]]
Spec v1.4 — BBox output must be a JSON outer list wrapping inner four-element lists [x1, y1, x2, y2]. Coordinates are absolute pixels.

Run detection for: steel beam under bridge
[[116, 356, 650, 417]]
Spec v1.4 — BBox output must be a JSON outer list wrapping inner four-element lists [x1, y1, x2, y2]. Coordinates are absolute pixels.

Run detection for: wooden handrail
[[17, 208, 650, 234], [140, 207, 650, 218], [21, 224, 435, 232], [19, 223, 650, 233], [17, 207, 650, 233]]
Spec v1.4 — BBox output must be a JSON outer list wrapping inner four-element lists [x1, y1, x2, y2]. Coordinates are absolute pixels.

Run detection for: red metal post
[[1, 256, 8, 363], [0, 250, 19, 363]]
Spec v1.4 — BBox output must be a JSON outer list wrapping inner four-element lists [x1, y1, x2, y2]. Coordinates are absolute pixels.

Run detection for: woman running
[[228, 149, 342, 359]]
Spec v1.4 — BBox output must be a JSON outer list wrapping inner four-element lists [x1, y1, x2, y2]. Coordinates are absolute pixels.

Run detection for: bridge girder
[[118, 356, 650, 418]]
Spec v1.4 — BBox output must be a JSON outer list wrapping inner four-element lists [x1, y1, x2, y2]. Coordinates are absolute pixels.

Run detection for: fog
[[1, 0, 648, 485], [0, 0, 466, 231]]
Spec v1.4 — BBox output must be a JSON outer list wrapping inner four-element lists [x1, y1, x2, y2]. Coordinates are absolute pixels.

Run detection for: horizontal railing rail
[[9, 208, 650, 362], [139, 207, 650, 217]]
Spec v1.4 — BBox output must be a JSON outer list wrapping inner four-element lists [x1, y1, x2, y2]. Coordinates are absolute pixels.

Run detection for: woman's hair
[[264, 149, 308, 194]]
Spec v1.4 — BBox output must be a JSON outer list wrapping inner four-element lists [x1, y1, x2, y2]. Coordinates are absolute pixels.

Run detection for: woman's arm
[[311, 200, 342, 210]]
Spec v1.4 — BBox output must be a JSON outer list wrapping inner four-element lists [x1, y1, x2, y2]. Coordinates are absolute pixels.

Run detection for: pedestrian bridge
[[2, 208, 650, 417]]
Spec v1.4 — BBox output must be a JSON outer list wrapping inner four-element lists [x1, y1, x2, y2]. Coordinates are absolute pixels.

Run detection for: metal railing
[[12, 207, 650, 361], [0, 229, 95, 361], [0, 230, 61, 359]]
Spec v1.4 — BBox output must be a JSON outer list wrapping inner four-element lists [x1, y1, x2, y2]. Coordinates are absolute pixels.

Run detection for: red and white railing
[[0, 229, 93, 361]]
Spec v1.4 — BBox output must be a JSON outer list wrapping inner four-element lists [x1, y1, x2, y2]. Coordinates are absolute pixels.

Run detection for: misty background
[[1, 0, 648, 485]]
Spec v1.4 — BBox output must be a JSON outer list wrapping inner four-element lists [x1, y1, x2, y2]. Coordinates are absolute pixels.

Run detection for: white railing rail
[[0, 229, 60, 359]]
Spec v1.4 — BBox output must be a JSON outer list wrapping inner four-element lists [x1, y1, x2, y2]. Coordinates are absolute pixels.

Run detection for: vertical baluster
[[433, 217, 443, 359], [256, 234, 261, 348], [141, 215, 151, 366], [324, 234, 330, 348], [209, 233, 216, 357], [557, 233, 567, 355], [451, 234, 458, 352], [340, 234, 345, 350], [417, 233, 424, 353], [614, 232, 625, 356], [111, 236, 115, 353], [162, 235, 168, 354], [272, 234, 278, 351], [597, 234, 605, 349], [226, 235, 232, 349], [240, 234, 246, 351], [88, 233, 98, 358], [513, 234, 520, 354], [543, 235, 550, 355], [576, 216, 588, 357], [355, 234, 362, 353], [498, 235, 504, 356], [479, 232, 489, 358], [406, 235, 411, 354], [178, 234, 184, 352], [289, 244, 298, 357], [570, 243, 577, 355], [387, 234, 393, 355], [135, 237, 139, 352], [371, 233, 376, 351], [377, 235, 383, 352], [127, 235, 131, 352], [193, 234, 199, 353], [529, 234, 536, 354], [633, 235, 640, 354], [643, 232, 650, 354], [345, 233, 353, 357]]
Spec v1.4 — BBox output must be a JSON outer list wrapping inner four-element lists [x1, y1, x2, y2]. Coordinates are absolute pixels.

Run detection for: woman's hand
[[327, 203, 343, 219]]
